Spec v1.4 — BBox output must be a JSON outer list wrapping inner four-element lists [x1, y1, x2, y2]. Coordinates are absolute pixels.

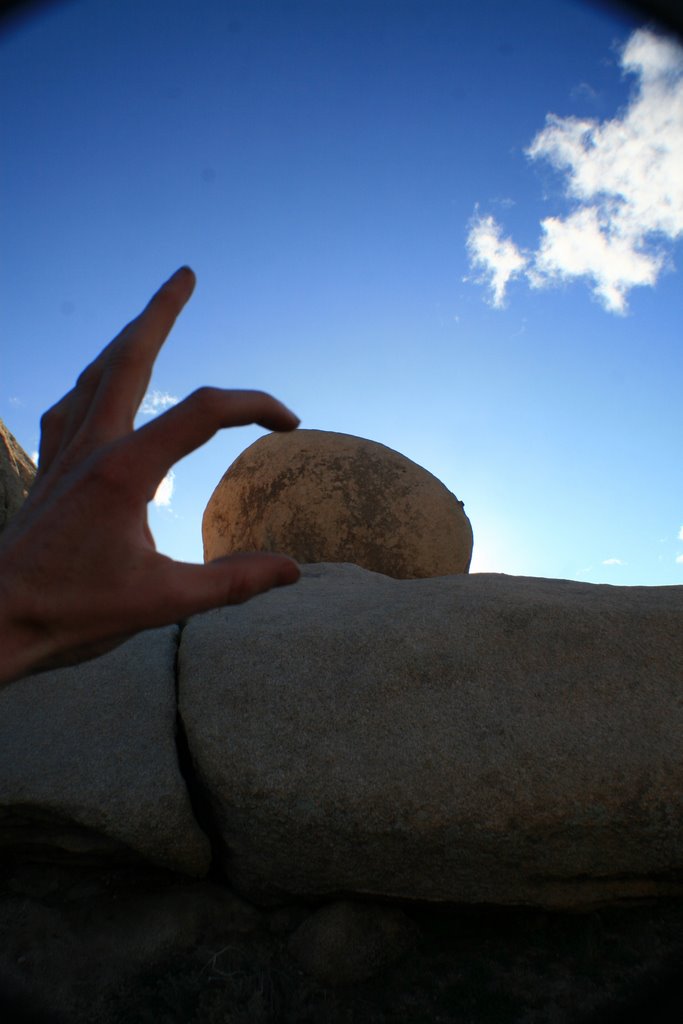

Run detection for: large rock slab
[[0, 417, 36, 534], [179, 565, 683, 908], [0, 628, 210, 876], [202, 429, 473, 578]]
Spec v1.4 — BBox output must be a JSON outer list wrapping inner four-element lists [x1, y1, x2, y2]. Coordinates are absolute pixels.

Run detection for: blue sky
[[1, 0, 681, 585]]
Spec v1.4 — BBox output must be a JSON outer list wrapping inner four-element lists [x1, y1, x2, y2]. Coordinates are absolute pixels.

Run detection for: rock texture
[[0, 866, 263, 1023], [0, 417, 36, 533], [2, 860, 683, 1024], [0, 628, 210, 876], [1, 566, 682, 1021], [202, 429, 473, 578], [179, 564, 683, 909], [3, 561, 681, 911]]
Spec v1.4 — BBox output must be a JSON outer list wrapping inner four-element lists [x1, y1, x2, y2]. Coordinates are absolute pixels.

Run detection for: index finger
[[35, 268, 197, 470], [75, 267, 196, 397], [90, 266, 197, 430], [125, 266, 197, 367], [123, 387, 300, 494]]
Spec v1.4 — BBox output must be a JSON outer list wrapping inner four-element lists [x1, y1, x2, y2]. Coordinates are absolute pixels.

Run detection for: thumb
[[163, 552, 300, 619]]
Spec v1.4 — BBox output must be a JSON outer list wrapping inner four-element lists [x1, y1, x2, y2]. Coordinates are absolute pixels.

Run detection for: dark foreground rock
[[0, 861, 681, 1023], [287, 900, 417, 986]]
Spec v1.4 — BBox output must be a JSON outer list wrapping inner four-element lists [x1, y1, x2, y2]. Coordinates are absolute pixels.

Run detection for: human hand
[[0, 267, 300, 686]]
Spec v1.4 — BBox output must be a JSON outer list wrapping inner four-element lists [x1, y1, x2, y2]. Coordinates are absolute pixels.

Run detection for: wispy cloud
[[31, 451, 39, 467], [153, 470, 175, 508], [602, 557, 625, 565], [676, 554, 683, 564], [466, 214, 527, 307], [140, 389, 179, 416], [678, 525, 683, 540], [467, 28, 683, 313], [570, 81, 599, 103]]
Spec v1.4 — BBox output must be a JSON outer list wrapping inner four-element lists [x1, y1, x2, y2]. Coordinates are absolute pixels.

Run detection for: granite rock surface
[[202, 429, 473, 578], [0, 627, 210, 875], [179, 564, 683, 908]]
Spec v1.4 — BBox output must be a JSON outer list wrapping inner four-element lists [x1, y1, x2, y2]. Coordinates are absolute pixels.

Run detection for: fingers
[[159, 552, 300, 620], [136, 266, 197, 345], [127, 387, 300, 491], [84, 267, 196, 397], [83, 266, 196, 437], [36, 397, 71, 476], [37, 268, 196, 474], [33, 269, 299, 515]]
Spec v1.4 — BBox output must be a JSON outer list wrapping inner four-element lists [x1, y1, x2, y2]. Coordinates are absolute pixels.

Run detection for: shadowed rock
[[288, 900, 416, 985]]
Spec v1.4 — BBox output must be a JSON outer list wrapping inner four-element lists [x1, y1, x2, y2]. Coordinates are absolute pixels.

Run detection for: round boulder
[[202, 429, 473, 578], [287, 900, 416, 986]]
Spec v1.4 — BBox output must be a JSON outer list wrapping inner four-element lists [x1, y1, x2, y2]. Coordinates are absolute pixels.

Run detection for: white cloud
[[467, 28, 683, 312], [528, 206, 661, 313], [622, 26, 683, 81], [141, 389, 179, 416], [676, 554, 683, 564], [678, 525, 683, 540], [466, 214, 527, 307], [153, 470, 175, 508], [31, 450, 39, 467], [602, 557, 625, 565]]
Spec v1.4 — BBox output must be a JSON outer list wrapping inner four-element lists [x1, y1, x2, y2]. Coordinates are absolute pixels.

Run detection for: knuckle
[[40, 401, 66, 434], [85, 446, 131, 490], [39, 408, 55, 434], [75, 362, 99, 391], [106, 342, 145, 376], [189, 386, 222, 417], [249, 389, 271, 405]]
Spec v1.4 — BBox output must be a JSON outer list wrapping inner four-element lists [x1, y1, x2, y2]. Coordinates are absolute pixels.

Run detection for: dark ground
[[0, 858, 682, 1023]]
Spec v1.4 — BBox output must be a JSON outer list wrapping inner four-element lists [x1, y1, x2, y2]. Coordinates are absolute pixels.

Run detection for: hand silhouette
[[0, 268, 300, 685]]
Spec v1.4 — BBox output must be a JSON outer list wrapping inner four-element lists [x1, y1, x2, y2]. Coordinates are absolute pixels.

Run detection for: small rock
[[287, 900, 416, 986], [267, 904, 310, 934]]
